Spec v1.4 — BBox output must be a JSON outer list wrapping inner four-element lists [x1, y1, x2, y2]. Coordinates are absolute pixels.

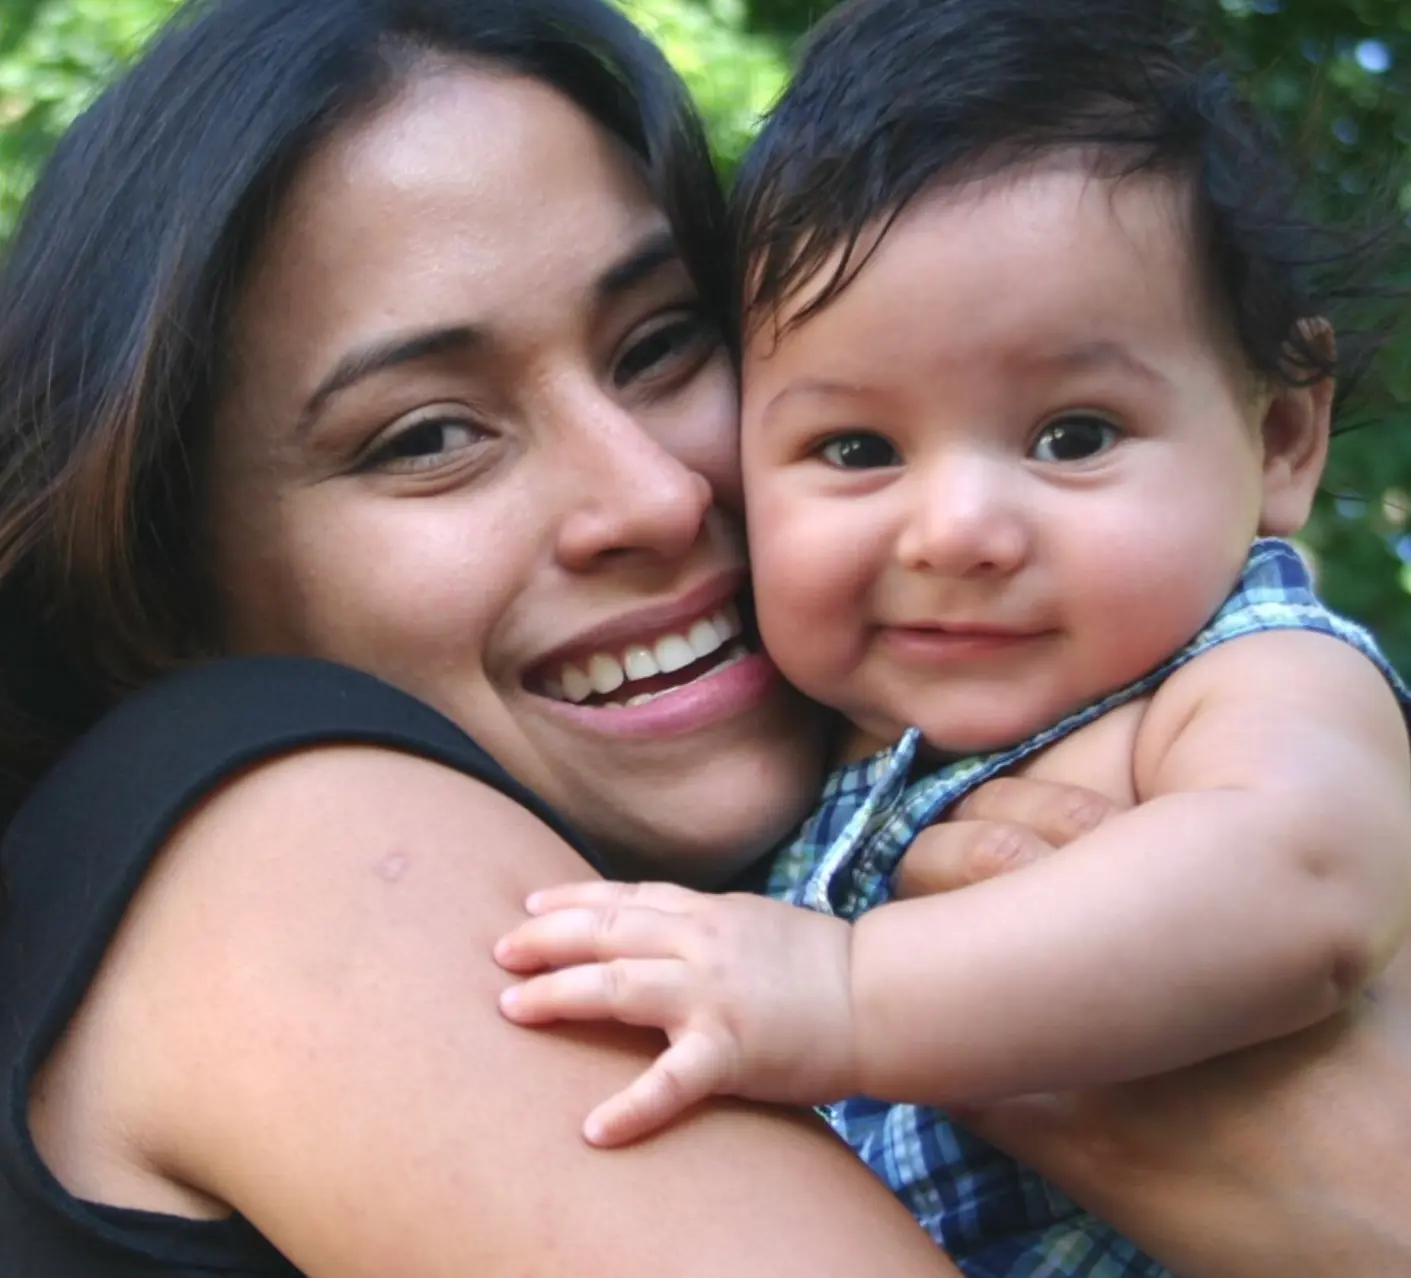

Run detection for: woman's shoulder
[[1, 654, 609, 1129], [35, 737, 949, 1278], [0, 659, 613, 1268]]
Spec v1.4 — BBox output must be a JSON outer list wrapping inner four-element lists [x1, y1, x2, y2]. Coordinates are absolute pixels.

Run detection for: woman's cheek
[[666, 356, 741, 508], [280, 495, 502, 662]]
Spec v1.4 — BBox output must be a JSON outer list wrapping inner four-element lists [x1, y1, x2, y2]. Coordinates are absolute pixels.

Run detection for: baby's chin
[[876, 697, 1086, 761], [926, 706, 1092, 758]]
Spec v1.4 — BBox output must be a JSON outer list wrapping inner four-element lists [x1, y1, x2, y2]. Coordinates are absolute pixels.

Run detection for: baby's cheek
[[1066, 548, 1231, 698], [752, 522, 867, 696]]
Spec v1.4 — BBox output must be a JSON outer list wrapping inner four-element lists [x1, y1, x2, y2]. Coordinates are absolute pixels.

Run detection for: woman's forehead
[[224, 65, 669, 409], [323, 64, 635, 202], [269, 65, 661, 286]]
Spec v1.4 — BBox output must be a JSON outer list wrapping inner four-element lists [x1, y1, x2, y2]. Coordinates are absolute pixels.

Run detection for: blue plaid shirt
[[765, 539, 1411, 1277]]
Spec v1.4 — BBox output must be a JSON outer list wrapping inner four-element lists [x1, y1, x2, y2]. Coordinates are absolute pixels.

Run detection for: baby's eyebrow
[[753, 341, 1170, 430], [759, 376, 873, 425], [1022, 340, 1170, 388]]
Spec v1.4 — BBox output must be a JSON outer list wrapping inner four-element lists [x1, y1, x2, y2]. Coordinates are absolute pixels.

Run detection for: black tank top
[[0, 656, 608, 1276]]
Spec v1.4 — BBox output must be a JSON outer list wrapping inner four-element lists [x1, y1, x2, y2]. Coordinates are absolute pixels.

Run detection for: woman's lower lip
[[534, 651, 781, 739], [878, 628, 1049, 664]]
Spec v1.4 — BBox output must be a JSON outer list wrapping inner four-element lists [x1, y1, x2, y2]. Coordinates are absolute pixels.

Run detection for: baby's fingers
[[583, 1032, 726, 1147], [526, 879, 706, 916], [494, 904, 687, 974], [499, 957, 685, 1028]]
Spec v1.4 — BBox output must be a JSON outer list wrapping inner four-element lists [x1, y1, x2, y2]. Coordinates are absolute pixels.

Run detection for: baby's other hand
[[895, 778, 1122, 899], [494, 881, 856, 1147]]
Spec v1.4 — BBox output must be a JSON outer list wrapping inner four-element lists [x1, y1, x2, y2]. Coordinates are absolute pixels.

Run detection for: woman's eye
[[363, 418, 484, 472], [818, 433, 901, 470], [614, 313, 716, 388], [1030, 415, 1122, 463]]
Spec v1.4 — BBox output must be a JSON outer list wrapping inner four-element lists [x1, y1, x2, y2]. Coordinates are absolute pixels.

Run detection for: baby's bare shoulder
[[1136, 630, 1409, 796]]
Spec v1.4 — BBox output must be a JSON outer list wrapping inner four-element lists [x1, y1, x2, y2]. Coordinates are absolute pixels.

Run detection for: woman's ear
[[1257, 321, 1335, 537]]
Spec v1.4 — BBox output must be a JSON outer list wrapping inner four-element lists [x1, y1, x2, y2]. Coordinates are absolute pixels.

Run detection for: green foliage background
[[2, 0, 1409, 668]]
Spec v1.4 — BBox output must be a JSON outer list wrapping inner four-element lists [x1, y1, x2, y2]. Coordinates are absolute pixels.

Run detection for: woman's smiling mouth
[[527, 581, 782, 738], [542, 602, 746, 706]]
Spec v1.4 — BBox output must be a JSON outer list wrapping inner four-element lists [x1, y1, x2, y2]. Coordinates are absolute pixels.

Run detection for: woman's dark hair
[[735, 0, 1398, 399], [0, 0, 727, 827]]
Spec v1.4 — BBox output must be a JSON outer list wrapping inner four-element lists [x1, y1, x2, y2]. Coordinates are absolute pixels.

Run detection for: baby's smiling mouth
[[531, 602, 751, 709]]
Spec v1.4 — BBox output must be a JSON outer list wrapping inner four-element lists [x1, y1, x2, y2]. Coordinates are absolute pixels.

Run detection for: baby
[[497, 0, 1411, 1271]]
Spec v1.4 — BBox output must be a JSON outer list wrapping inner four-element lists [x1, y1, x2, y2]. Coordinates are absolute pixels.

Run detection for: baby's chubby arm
[[496, 629, 1411, 1143], [844, 627, 1411, 1105], [492, 784, 1121, 1146]]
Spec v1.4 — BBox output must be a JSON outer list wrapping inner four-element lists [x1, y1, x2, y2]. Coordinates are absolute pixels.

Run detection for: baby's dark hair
[[733, 0, 1397, 404]]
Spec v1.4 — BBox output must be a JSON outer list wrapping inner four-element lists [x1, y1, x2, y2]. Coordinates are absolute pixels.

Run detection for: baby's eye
[[818, 432, 901, 470], [1030, 415, 1123, 464]]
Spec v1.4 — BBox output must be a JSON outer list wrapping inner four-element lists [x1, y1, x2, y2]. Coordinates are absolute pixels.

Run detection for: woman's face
[[207, 64, 824, 883]]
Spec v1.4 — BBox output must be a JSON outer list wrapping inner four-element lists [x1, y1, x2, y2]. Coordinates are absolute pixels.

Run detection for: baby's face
[[741, 160, 1316, 754]]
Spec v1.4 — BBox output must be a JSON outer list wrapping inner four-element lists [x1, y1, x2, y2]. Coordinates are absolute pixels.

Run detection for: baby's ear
[[1257, 320, 1334, 536]]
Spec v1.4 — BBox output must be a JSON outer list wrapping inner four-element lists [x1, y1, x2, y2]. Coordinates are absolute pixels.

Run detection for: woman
[[0, 0, 1405, 1274], [0, 3, 942, 1272]]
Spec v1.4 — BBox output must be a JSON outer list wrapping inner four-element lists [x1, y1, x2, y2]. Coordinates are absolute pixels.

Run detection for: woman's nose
[[895, 453, 1030, 578], [553, 391, 714, 571]]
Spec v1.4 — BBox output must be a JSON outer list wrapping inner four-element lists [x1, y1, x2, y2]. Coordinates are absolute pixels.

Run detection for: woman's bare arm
[[66, 746, 952, 1278], [961, 988, 1411, 1278]]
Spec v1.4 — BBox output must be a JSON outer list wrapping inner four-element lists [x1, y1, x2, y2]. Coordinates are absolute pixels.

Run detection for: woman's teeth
[[545, 605, 743, 705], [616, 647, 750, 706]]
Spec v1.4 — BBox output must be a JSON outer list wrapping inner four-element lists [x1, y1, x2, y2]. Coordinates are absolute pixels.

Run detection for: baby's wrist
[[834, 924, 895, 1100]]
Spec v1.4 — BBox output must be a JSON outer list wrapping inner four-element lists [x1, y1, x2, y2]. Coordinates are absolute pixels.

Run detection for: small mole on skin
[[375, 851, 411, 883]]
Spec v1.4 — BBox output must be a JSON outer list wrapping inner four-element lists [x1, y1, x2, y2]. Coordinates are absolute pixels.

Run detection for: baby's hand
[[494, 881, 857, 1147]]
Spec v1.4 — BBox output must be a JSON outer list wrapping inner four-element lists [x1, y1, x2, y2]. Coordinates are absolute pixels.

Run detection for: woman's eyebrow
[[299, 324, 482, 429], [594, 227, 682, 306]]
